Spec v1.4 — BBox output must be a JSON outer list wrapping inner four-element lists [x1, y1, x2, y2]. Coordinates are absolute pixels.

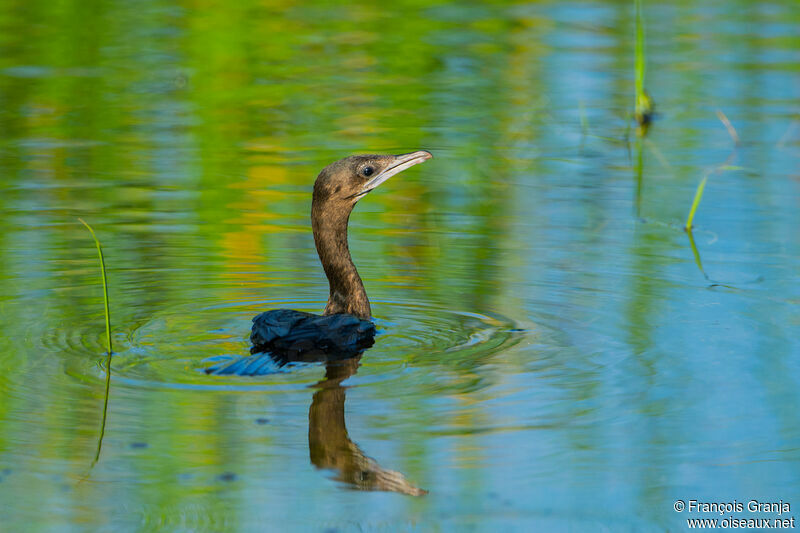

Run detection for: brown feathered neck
[[311, 196, 370, 320], [308, 150, 432, 320]]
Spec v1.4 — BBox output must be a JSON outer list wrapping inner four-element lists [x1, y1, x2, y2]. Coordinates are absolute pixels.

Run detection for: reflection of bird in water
[[207, 151, 432, 376], [309, 358, 427, 496]]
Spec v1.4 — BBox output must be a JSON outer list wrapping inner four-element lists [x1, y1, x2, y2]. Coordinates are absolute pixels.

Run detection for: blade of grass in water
[[716, 109, 740, 145], [78, 219, 112, 355], [634, 0, 645, 107], [78, 218, 112, 467], [684, 112, 737, 232], [685, 176, 707, 231], [686, 229, 708, 280], [634, 0, 653, 129]]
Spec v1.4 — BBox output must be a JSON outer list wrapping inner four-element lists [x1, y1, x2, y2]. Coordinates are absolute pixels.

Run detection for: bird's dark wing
[[205, 310, 376, 376], [250, 309, 317, 346], [251, 310, 375, 354]]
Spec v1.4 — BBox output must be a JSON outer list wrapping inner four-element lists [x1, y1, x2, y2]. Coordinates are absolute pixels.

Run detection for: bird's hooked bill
[[357, 150, 432, 198]]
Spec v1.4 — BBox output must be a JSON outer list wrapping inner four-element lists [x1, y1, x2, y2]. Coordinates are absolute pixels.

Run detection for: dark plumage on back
[[250, 309, 376, 355], [205, 310, 376, 376], [205, 151, 432, 376]]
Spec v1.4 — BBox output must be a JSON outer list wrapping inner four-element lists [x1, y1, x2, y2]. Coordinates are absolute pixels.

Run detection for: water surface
[[0, 0, 798, 530]]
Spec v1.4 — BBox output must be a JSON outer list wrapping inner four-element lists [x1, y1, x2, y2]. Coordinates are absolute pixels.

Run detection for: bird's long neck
[[312, 205, 371, 319]]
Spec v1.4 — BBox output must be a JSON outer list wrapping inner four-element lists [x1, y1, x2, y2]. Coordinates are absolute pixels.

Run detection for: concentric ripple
[[73, 300, 525, 391]]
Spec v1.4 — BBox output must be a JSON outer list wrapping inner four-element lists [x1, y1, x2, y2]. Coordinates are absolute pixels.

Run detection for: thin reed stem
[[685, 176, 707, 231], [78, 218, 113, 467]]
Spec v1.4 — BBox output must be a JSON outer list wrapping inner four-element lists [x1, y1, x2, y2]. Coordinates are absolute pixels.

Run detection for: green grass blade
[[78, 218, 113, 467], [633, 0, 653, 129], [635, 0, 645, 105], [686, 229, 708, 280], [685, 176, 708, 231], [78, 218, 112, 355]]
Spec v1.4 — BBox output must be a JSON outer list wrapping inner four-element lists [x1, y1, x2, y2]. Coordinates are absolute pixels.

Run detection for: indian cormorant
[[207, 150, 432, 375]]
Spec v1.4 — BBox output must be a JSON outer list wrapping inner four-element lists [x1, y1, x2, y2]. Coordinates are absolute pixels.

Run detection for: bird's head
[[312, 151, 432, 215]]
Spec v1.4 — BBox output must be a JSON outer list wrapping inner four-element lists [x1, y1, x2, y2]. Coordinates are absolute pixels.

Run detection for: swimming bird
[[207, 150, 432, 375]]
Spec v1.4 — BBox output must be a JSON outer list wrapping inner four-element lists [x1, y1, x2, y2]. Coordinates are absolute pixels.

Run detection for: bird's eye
[[362, 166, 374, 177]]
